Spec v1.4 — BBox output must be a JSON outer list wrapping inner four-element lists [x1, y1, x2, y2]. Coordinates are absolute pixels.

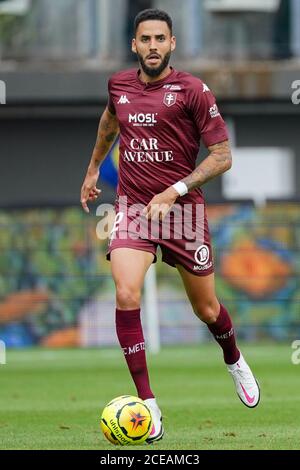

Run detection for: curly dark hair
[[134, 8, 173, 36]]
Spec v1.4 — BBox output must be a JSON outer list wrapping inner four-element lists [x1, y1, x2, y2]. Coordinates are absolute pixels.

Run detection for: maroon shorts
[[106, 201, 214, 276]]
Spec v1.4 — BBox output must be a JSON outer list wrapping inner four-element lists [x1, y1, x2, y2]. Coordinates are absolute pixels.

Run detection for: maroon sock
[[207, 304, 240, 365], [115, 308, 154, 400]]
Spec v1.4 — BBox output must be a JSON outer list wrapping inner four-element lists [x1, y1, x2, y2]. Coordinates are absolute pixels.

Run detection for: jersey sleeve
[[186, 80, 228, 147], [107, 78, 116, 115]]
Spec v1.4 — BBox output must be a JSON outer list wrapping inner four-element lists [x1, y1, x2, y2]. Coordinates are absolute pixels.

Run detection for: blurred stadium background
[[0, 0, 299, 351]]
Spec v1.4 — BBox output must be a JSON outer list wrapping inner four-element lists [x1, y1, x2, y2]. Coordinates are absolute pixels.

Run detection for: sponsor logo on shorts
[[193, 261, 213, 271], [193, 245, 211, 271], [194, 245, 210, 265]]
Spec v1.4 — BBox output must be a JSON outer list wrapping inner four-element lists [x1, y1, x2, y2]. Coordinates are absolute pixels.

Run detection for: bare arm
[[143, 140, 232, 220], [87, 107, 119, 172], [81, 107, 119, 213], [181, 140, 232, 191]]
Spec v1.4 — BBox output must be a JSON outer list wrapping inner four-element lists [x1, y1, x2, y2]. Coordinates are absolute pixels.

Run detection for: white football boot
[[227, 352, 260, 408], [144, 398, 164, 443]]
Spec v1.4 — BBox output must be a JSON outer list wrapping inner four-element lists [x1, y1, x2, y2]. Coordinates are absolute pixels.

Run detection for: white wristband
[[172, 181, 188, 197]]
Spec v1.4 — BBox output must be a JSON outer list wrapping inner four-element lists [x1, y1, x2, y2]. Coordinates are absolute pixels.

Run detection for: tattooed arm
[[89, 107, 119, 170], [143, 140, 232, 220], [181, 140, 232, 191], [81, 107, 119, 213]]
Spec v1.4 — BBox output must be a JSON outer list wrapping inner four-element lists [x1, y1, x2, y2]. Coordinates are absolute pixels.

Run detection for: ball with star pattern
[[100, 395, 152, 445]]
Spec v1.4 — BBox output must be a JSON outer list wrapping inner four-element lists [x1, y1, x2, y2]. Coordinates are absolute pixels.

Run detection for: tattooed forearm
[[90, 108, 119, 169], [105, 132, 117, 143], [182, 140, 232, 191]]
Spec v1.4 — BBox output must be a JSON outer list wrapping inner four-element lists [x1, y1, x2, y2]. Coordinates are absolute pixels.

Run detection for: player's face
[[132, 20, 176, 78]]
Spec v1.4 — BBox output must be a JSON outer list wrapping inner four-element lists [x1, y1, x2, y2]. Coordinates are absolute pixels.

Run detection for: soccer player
[[81, 9, 260, 443]]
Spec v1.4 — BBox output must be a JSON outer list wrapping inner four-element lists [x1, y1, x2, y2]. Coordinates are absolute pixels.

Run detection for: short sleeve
[[107, 78, 116, 115], [186, 80, 228, 147]]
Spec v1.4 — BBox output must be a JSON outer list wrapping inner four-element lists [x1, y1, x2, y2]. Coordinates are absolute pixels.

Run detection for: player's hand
[[142, 186, 179, 221], [80, 171, 101, 213]]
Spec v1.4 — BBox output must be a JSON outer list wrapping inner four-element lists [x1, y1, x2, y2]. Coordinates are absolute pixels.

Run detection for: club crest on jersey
[[163, 92, 177, 107]]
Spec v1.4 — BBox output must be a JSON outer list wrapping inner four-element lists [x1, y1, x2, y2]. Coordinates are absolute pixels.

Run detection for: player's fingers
[[160, 204, 170, 220], [90, 187, 101, 195], [81, 185, 90, 198], [81, 182, 97, 212], [150, 203, 166, 221], [142, 204, 150, 218], [144, 201, 160, 220], [81, 198, 89, 213], [149, 206, 159, 221], [88, 188, 101, 199]]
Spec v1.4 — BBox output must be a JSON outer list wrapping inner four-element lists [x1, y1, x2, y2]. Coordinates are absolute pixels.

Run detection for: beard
[[137, 50, 171, 78]]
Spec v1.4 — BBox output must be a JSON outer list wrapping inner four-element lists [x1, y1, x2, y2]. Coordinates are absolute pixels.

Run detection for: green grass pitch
[[0, 343, 299, 450]]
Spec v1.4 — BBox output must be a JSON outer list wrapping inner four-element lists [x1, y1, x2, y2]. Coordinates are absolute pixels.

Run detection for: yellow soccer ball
[[100, 395, 152, 446]]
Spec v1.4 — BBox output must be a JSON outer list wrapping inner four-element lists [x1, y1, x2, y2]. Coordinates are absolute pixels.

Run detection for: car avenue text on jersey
[[123, 138, 173, 163]]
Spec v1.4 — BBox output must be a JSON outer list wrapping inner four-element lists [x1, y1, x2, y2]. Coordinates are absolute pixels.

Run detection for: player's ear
[[171, 36, 176, 52], [132, 38, 137, 54]]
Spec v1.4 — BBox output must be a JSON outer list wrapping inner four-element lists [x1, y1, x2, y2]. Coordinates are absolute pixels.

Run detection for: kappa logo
[[163, 92, 177, 107], [117, 95, 130, 104]]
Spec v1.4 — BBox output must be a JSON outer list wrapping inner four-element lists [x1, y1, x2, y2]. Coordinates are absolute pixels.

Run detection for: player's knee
[[194, 301, 219, 324], [116, 286, 141, 309]]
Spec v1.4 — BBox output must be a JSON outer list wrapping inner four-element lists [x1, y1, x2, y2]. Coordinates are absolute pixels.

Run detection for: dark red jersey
[[107, 67, 228, 206]]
